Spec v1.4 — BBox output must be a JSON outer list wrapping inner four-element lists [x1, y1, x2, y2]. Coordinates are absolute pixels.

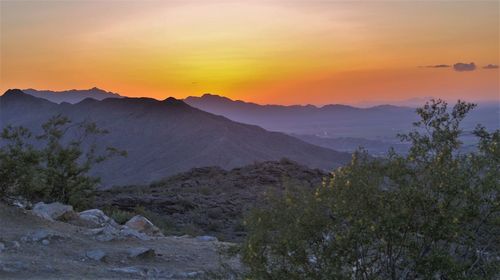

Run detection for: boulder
[[127, 247, 156, 259], [32, 202, 76, 221], [89, 224, 122, 242], [21, 229, 65, 243], [86, 249, 107, 262], [119, 227, 151, 241], [124, 215, 164, 237], [78, 209, 118, 228], [87, 224, 150, 242]]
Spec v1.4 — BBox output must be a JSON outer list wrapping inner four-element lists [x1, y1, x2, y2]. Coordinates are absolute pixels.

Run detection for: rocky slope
[[0, 202, 239, 279], [96, 159, 328, 242]]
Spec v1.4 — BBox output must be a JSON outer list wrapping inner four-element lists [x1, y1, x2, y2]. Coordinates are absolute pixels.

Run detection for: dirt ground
[[0, 203, 240, 279]]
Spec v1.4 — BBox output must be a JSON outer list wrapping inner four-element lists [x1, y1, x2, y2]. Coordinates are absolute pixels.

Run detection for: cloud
[[425, 64, 450, 68], [483, 64, 499, 69], [453, 62, 476, 72]]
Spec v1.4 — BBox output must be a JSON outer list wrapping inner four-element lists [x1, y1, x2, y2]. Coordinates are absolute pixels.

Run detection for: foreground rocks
[[125, 215, 164, 238], [32, 202, 75, 221], [78, 209, 119, 228], [0, 202, 241, 279], [29, 203, 164, 242]]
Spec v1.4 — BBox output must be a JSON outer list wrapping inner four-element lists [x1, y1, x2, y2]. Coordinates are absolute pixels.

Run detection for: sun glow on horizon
[[1, 0, 498, 105]]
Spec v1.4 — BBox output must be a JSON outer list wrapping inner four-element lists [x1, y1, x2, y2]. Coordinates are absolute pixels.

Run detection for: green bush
[[242, 100, 499, 279], [0, 115, 126, 210]]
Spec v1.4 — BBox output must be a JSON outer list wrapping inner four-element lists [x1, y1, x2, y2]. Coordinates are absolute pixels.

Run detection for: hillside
[[0, 89, 350, 187], [96, 159, 327, 241]]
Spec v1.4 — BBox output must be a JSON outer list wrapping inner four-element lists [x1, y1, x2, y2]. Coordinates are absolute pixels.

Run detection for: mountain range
[[184, 94, 499, 142], [6, 88, 497, 155], [0, 89, 351, 187], [22, 87, 122, 104]]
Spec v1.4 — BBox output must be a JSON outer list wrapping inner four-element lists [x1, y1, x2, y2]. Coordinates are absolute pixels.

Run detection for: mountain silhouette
[[22, 87, 123, 104], [1, 90, 351, 187]]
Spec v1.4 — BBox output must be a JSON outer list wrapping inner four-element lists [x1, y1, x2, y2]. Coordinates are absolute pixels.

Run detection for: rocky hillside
[[96, 159, 328, 241], [1, 89, 350, 187], [0, 201, 239, 279]]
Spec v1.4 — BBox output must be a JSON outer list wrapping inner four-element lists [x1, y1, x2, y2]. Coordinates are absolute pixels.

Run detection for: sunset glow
[[1, 0, 498, 105]]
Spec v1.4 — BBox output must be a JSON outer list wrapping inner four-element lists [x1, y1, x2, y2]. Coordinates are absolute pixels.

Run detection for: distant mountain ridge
[[1, 89, 351, 187], [184, 93, 416, 139], [22, 87, 123, 104], [184, 93, 499, 141]]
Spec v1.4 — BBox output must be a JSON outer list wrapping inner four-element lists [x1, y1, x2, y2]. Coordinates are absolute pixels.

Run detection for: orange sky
[[1, 0, 498, 105]]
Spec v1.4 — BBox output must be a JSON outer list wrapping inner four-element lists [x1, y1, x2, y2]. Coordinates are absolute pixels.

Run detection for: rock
[[78, 209, 118, 228], [109, 266, 147, 276], [120, 227, 151, 241], [89, 224, 122, 242], [24, 229, 50, 242], [32, 202, 76, 221], [86, 249, 107, 262], [127, 247, 155, 259], [5, 196, 32, 209], [10, 241, 20, 250], [87, 223, 153, 242], [22, 229, 64, 243], [124, 215, 163, 237], [41, 239, 50, 246], [196, 235, 218, 242]]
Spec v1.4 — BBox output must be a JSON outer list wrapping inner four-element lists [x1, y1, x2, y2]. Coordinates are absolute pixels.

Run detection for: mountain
[[184, 94, 417, 139], [184, 94, 499, 142], [0, 89, 351, 187], [22, 87, 123, 104]]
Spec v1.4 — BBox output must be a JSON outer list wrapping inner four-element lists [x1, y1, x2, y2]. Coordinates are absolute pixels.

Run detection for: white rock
[[32, 202, 75, 221], [78, 209, 118, 228], [127, 247, 155, 259], [86, 249, 107, 261], [124, 215, 163, 237]]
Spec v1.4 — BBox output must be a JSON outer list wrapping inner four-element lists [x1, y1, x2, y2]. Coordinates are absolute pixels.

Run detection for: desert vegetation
[[0, 115, 126, 210], [241, 100, 499, 279]]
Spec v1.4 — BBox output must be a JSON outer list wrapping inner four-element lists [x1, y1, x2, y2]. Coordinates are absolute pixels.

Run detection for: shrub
[[0, 115, 126, 210], [0, 126, 43, 200], [242, 100, 499, 279]]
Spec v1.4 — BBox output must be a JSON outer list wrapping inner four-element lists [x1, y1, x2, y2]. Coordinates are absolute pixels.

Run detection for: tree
[[0, 115, 126, 210], [0, 126, 42, 200], [242, 100, 499, 279]]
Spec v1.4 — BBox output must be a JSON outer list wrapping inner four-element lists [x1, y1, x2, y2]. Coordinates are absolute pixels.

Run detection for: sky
[[1, 0, 499, 106]]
